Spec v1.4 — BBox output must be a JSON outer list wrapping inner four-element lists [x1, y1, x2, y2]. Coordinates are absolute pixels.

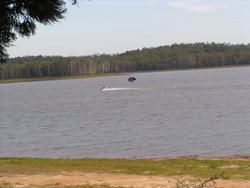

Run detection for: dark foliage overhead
[[0, 0, 70, 63]]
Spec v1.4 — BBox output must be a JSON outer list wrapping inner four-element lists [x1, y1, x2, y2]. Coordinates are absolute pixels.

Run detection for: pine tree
[[0, 0, 76, 63]]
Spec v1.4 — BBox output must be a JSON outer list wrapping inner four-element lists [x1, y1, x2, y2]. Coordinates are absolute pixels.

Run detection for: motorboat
[[128, 77, 136, 82]]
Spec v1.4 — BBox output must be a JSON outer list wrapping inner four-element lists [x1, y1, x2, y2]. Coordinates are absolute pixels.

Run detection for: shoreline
[[2, 155, 250, 160], [1, 64, 250, 84], [1, 157, 250, 187], [0, 73, 128, 84]]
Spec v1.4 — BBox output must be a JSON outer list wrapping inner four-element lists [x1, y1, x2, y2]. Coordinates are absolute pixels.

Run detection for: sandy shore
[[1, 172, 250, 188]]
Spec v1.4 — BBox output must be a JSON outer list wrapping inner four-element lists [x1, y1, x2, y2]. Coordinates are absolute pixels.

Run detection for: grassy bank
[[1, 64, 250, 84], [1, 157, 250, 180], [0, 73, 125, 84]]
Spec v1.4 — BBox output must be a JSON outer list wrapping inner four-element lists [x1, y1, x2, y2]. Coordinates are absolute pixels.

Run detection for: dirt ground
[[1, 172, 250, 188]]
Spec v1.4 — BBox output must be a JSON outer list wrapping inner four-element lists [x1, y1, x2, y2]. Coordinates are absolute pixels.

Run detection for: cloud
[[147, 0, 166, 5], [169, 1, 215, 13], [149, 0, 228, 13]]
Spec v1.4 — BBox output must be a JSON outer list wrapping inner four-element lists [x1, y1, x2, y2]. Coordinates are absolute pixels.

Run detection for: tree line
[[1, 42, 250, 80]]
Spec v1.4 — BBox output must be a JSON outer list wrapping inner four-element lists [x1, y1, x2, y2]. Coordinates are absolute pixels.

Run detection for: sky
[[7, 0, 250, 57]]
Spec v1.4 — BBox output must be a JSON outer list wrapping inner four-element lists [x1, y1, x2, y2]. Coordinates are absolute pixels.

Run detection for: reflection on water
[[1, 67, 250, 158]]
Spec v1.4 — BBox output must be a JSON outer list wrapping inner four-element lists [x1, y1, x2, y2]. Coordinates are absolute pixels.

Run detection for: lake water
[[1, 67, 250, 159]]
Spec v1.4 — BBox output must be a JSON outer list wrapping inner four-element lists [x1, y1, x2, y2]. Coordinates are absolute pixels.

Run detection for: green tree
[[0, 0, 80, 63]]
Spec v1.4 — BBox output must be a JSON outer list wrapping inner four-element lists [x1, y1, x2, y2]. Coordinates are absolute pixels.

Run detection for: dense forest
[[1, 43, 250, 80]]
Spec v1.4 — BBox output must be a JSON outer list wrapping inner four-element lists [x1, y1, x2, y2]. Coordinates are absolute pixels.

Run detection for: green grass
[[0, 158, 250, 180], [0, 73, 125, 84]]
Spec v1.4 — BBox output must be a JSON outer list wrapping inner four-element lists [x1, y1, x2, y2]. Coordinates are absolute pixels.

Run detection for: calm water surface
[[1, 67, 250, 158]]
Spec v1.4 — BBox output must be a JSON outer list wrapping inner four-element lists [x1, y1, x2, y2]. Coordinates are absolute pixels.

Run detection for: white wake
[[101, 87, 151, 91]]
